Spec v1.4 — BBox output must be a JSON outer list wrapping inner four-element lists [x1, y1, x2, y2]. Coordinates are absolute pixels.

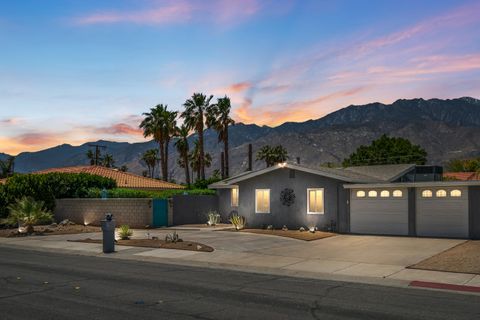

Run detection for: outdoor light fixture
[[278, 162, 287, 168]]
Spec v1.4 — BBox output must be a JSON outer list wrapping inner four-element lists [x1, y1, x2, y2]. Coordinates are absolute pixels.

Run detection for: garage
[[416, 187, 469, 238], [350, 188, 409, 235]]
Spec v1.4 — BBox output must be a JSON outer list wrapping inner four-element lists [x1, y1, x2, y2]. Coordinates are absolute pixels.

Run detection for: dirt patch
[[229, 228, 336, 241], [70, 238, 213, 252], [0, 225, 101, 238], [409, 241, 480, 275]]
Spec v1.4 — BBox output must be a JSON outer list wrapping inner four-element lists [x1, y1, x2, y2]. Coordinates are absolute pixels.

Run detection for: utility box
[[100, 214, 115, 253]]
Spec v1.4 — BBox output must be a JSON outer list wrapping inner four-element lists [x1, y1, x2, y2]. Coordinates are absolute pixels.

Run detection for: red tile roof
[[443, 172, 480, 181], [30, 166, 184, 190]]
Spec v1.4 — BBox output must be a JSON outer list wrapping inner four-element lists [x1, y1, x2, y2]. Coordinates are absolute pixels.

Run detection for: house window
[[380, 190, 390, 198], [368, 190, 377, 197], [307, 188, 324, 214], [255, 189, 270, 213], [393, 190, 403, 197], [436, 189, 447, 197], [450, 189, 462, 197], [231, 187, 239, 207], [356, 190, 366, 198], [422, 190, 433, 198]]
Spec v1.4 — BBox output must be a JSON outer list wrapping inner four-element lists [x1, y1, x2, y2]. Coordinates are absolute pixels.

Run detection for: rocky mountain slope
[[5, 97, 480, 182]]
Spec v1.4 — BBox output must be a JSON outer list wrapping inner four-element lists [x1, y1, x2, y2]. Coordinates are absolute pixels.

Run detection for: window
[[380, 190, 390, 198], [356, 190, 366, 198], [450, 189, 462, 197], [393, 190, 403, 197], [255, 189, 270, 213], [368, 190, 377, 198], [422, 190, 433, 198], [231, 187, 239, 207], [307, 188, 324, 214], [436, 189, 447, 197]]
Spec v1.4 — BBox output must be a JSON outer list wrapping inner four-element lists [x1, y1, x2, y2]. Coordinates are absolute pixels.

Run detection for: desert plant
[[229, 214, 246, 230], [6, 196, 53, 234], [118, 225, 133, 240], [206, 210, 221, 226], [165, 231, 181, 243]]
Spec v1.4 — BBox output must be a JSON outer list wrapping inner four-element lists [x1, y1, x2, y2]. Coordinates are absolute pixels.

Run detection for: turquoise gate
[[152, 199, 168, 227]]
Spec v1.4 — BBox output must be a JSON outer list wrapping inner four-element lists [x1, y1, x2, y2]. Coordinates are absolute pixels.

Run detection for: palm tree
[[140, 104, 177, 181], [206, 95, 235, 178], [256, 145, 289, 167], [7, 196, 53, 234], [0, 156, 15, 178], [174, 125, 191, 186], [141, 149, 159, 178], [181, 93, 213, 180], [189, 139, 212, 181], [86, 150, 95, 165], [103, 153, 115, 168]]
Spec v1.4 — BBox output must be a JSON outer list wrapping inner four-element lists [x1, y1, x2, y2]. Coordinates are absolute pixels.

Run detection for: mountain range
[[3, 97, 480, 182]]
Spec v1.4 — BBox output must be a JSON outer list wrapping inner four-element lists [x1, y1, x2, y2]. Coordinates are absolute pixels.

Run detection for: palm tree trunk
[[198, 127, 205, 180], [164, 138, 170, 181], [224, 128, 229, 178], [159, 141, 165, 180], [184, 152, 191, 186]]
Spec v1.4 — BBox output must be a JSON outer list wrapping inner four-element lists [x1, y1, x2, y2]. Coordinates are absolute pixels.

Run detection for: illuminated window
[[307, 188, 324, 214], [436, 189, 447, 197], [422, 190, 433, 198], [231, 187, 239, 207], [368, 190, 377, 197], [255, 189, 270, 213], [380, 190, 390, 198], [450, 189, 462, 197], [356, 190, 366, 198], [393, 190, 403, 197]]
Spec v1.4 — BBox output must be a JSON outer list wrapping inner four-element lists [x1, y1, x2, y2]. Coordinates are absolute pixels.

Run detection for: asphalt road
[[0, 246, 479, 320]]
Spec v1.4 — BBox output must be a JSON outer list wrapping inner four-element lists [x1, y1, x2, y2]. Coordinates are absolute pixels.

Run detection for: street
[[0, 246, 479, 320]]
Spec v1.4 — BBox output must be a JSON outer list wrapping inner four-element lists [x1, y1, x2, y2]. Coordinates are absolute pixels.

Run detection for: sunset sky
[[1, 0, 479, 155]]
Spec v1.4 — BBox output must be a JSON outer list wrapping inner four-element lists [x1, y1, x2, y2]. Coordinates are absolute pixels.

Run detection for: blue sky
[[1, 0, 479, 154]]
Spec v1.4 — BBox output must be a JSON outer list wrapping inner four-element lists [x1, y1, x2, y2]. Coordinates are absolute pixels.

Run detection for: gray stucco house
[[209, 163, 480, 239]]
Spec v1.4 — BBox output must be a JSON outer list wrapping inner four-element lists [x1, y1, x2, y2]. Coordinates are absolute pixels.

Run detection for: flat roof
[[343, 181, 480, 189]]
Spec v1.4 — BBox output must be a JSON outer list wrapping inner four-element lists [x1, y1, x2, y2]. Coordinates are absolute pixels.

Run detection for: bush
[[229, 214, 246, 230], [1, 173, 116, 216], [0, 185, 7, 219], [206, 210, 221, 226], [118, 225, 133, 240], [192, 176, 222, 189], [7, 196, 53, 233], [84, 187, 215, 199]]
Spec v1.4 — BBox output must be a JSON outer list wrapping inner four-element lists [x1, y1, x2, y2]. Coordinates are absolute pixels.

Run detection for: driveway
[[1, 228, 478, 289]]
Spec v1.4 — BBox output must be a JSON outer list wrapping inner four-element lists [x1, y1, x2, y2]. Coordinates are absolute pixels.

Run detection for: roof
[[342, 164, 415, 182], [209, 162, 384, 189], [443, 172, 480, 181], [343, 180, 480, 189], [31, 166, 184, 190]]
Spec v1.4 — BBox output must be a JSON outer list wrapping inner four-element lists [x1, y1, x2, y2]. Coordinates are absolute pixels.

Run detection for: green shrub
[[229, 214, 246, 230], [84, 187, 215, 199], [206, 210, 221, 226], [0, 184, 7, 219], [7, 196, 53, 233], [192, 176, 222, 189], [118, 225, 133, 240], [1, 173, 116, 215]]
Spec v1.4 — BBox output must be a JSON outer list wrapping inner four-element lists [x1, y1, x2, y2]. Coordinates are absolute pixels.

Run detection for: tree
[[446, 158, 480, 172], [189, 139, 212, 181], [86, 150, 95, 165], [206, 95, 235, 178], [141, 149, 159, 178], [102, 153, 115, 168], [256, 145, 289, 167], [342, 134, 427, 167], [7, 196, 53, 234], [0, 156, 15, 178], [174, 125, 191, 186], [140, 104, 178, 181], [119, 165, 128, 172], [181, 93, 213, 180]]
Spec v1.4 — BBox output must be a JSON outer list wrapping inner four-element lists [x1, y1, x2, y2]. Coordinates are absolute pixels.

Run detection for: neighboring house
[[443, 172, 480, 181], [209, 163, 480, 239], [16, 166, 184, 190]]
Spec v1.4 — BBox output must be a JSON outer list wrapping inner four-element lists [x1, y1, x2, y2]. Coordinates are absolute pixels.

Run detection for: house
[[15, 165, 184, 190], [209, 162, 480, 239]]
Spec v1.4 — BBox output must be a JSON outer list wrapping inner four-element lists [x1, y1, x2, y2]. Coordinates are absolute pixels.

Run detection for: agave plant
[[7, 196, 53, 234], [229, 214, 246, 231], [118, 225, 133, 240], [206, 210, 221, 226]]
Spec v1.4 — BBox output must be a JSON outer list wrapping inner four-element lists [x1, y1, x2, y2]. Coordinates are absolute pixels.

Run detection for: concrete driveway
[[1, 228, 478, 288]]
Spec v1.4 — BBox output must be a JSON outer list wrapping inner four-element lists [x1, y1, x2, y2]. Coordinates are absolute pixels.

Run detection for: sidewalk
[[1, 228, 478, 294]]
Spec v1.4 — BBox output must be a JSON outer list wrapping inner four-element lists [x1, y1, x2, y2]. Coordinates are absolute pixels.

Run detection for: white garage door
[[416, 188, 469, 238], [350, 188, 409, 235]]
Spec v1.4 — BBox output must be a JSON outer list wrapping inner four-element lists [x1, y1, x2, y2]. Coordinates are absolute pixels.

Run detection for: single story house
[[16, 165, 184, 190], [209, 163, 480, 239]]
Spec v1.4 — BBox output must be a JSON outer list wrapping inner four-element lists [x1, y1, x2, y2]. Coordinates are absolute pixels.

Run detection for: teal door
[[152, 199, 168, 227]]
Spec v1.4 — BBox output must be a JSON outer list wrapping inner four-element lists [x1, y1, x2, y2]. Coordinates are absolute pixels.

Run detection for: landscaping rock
[[59, 219, 75, 226], [49, 222, 58, 228]]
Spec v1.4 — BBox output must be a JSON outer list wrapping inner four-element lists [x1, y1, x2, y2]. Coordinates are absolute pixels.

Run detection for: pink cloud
[[95, 123, 143, 136]]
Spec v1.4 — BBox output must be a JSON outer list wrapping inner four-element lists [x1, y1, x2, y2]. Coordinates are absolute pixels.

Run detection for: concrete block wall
[[55, 198, 153, 228]]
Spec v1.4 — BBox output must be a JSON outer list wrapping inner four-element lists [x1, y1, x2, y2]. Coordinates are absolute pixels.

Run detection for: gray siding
[[469, 186, 480, 239], [217, 169, 348, 230], [416, 187, 469, 238], [350, 188, 409, 235]]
